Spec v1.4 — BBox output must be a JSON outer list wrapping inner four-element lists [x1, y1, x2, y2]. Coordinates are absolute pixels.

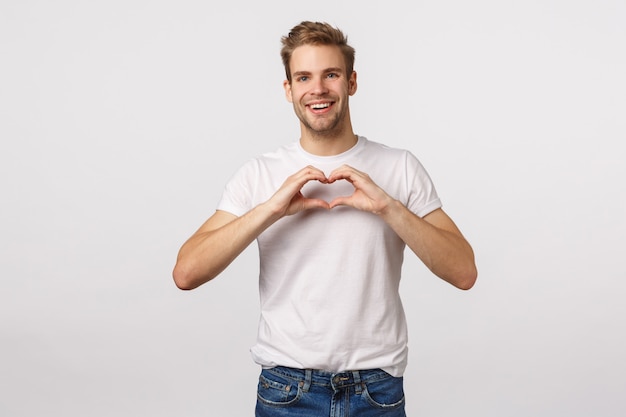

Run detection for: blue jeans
[[255, 366, 406, 417]]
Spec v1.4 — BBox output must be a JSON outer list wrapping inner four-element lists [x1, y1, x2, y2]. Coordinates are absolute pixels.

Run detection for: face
[[284, 44, 357, 137]]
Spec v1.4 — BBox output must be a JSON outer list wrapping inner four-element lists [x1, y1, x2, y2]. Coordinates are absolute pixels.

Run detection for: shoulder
[[233, 141, 299, 172], [242, 141, 300, 169], [359, 136, 422, 166]]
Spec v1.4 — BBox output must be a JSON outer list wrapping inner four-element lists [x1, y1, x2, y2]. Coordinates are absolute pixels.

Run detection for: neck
[[299, 124, 357, 156], [300, 132, 357, 156]]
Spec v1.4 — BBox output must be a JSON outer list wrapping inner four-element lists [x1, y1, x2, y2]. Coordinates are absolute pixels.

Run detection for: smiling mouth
[[308, 102, 333, 111]]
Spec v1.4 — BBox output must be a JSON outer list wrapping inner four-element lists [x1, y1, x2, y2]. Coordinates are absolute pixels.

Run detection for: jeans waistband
[[264, 366, 393, 394]]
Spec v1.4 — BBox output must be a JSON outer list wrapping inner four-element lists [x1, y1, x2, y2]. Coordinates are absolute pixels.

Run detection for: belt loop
[[352, 370, 362, 394], [301, 369, 312, 393]]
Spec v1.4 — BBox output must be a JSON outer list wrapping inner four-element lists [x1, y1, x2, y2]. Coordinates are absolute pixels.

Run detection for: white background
[[1, 1, 625, 416]]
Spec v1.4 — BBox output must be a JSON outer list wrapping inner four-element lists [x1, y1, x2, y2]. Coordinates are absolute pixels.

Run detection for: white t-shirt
[[217, 136, 441, 377]]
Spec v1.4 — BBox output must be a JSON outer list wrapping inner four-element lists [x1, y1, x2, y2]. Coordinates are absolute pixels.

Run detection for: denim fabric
[[255, 366, 406, 417]]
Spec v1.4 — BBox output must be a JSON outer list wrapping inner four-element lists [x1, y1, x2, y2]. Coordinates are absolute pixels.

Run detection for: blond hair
[[280, 21, 355, 83]]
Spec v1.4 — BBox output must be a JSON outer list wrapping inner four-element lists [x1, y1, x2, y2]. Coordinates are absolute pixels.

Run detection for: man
[[173, 21, 477, 417]]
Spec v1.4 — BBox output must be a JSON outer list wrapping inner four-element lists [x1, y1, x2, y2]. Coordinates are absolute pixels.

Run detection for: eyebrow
[[292, 67, 345, 78]]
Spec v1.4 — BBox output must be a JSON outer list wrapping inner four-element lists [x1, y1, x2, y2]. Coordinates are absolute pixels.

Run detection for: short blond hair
[[280, 21, 355, 83]]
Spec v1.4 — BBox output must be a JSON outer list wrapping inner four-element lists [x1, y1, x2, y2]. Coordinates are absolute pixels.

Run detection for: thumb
[[328, 196, 350, 209], [303, 198, 331, 210]]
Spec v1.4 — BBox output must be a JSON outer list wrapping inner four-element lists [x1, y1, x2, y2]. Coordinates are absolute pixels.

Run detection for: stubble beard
[[295, 100, 348, 138]]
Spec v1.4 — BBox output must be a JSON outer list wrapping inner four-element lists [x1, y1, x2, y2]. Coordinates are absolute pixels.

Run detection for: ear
[[283, 79, 293, 103], [348, 71, 358, 96]]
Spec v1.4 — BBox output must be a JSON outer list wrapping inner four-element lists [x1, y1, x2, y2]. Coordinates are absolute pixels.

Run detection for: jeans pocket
[[256, 371, 302, 407], [363, 374, 405, 409]]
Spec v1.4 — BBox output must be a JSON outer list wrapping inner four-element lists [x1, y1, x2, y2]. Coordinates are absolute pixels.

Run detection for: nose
[[310, 77, 328, 96]]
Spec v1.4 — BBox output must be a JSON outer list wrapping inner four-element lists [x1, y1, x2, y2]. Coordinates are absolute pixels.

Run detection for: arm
[[382, 205, 477, 289], [327, 165, 477, 290], [172, 166, 330, 290]]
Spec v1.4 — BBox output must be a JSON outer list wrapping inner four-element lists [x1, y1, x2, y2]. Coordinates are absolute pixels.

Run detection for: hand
[[268, 165, 331, 217], [327, 164, 394, 214]]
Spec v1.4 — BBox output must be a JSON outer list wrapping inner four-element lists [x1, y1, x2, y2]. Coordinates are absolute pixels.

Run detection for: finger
[[327, 165, 365, 184], [282, 167, 328, 195], [298, 165, 328, 182], [327, 165, 349, 181]]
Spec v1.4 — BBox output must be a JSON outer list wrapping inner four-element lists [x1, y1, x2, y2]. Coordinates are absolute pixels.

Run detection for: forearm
[[173, 203, 280, 290], [380, 201, 477, 289], [173, 166, 333, 290]]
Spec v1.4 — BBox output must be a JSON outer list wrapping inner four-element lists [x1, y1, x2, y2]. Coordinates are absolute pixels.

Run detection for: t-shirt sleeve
[[216, 159, 258, 217], [404, 151, 442, 218]]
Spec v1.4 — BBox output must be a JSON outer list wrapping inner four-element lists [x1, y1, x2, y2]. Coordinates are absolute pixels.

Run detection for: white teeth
[[310, 103, 330, 109]]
